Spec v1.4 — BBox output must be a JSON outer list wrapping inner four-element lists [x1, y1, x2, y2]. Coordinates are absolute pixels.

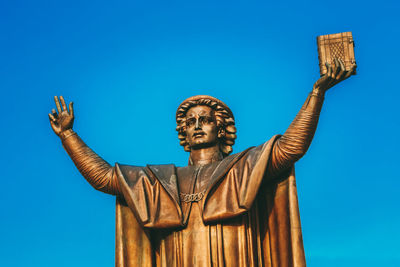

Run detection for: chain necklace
[[179, 166, 206, 203]]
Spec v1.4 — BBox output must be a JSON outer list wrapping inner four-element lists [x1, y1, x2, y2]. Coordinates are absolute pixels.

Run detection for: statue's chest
[[177, 163, 218, 195], [176, 163, 219, 224]]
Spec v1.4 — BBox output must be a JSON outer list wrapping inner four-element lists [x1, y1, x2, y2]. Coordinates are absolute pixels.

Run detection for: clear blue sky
[[1, 0, 399, 266]]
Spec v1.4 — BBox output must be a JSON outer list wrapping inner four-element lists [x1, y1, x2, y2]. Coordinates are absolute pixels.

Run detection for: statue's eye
[[200, 116, 213, 124], [186, 119, 195, 127]]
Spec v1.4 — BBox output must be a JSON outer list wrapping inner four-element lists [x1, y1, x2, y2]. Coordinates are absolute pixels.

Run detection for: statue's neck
[[188, 145, 223, 166]]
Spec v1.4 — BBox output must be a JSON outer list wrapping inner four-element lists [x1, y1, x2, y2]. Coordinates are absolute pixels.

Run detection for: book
[[317, 32, 356, 76]]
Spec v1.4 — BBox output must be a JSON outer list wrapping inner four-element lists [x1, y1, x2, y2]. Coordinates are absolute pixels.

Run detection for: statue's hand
[[313, 58, 356, 93], [48, 96, 74, 136]]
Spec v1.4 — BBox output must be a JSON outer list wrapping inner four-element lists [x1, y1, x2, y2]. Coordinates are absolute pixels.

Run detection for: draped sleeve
[[201, 137, 306, 266], [202, 135, 280, 222], [115, 164, 183, 229]]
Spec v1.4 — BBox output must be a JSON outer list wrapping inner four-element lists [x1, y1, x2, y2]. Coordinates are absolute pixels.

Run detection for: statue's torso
[[153, 161, 253, 266], [116, 137, 306, 266]]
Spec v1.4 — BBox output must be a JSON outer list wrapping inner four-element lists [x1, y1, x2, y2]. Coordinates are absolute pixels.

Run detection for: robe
[[114, 136, 306, 267]]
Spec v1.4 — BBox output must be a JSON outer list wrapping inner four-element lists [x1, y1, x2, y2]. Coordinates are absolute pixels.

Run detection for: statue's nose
[[195, 119, 201, 129]]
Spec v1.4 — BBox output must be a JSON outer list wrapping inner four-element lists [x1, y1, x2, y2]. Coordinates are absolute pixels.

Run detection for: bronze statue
[[49, 59, 356, 267]]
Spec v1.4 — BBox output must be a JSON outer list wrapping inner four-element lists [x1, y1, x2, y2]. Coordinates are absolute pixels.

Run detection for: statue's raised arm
[[49, 96, 121, 195], [268, 59, 356, 176], [48, 55, 357, 266]]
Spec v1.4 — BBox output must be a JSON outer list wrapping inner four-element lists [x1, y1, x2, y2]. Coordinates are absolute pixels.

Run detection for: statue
[[48, 59, 356, 267]]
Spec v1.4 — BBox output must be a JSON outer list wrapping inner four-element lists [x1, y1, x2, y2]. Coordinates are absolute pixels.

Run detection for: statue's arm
[[268, 59, 356, 176], [60, 130, 121, 195], [268, 90, 323, 176], [49, 96, 121, 195]]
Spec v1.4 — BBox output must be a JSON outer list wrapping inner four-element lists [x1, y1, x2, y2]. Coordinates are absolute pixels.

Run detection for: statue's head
[[176, 95, 237, 156]]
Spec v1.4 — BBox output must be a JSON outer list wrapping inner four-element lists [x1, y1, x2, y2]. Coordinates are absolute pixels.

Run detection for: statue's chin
[[189, 141, 218, 150]]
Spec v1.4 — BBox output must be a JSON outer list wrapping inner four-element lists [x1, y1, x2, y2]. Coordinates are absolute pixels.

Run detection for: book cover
[[317, 32, 356, 76]]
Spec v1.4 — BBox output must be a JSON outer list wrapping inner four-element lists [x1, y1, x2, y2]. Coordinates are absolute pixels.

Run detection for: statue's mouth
[[193, 132, 206, 138]]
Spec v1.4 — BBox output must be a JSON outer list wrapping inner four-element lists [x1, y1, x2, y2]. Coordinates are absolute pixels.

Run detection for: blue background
[[1, 0, 399, 266]]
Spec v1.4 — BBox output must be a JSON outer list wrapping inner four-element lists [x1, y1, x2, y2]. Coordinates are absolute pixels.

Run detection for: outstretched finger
[[337, 59, 345, 79], [54, 96, 62, 113], [48, 113, 57, 122], [325, 62, 336, 87], [325, 62, 332, 78], [333, 58, 341, 77], [60, 96, 67, 111], [51, 109, 58, 117], [345, 64, 357, 78], [69, 102, 74, 116]]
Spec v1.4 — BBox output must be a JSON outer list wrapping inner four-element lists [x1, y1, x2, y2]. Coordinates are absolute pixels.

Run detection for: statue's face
[[185, 105, 219, 150]]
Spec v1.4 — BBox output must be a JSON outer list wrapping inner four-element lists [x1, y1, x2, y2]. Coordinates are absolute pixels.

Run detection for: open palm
[[48, 96, 74, 136]]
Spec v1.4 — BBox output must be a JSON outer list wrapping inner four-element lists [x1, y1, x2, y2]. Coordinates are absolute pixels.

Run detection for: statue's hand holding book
[[315, 31, 357, 94]]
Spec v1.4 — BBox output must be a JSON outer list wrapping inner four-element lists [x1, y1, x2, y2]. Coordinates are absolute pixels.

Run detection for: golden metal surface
[[317, 31, 357, 76], [49, 35, 356, 266]]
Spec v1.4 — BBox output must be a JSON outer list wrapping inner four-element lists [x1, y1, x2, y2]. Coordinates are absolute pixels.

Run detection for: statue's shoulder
[[116, 163, 176, 182], [116, 163, 175, 171], [146, 164, 176, 181]]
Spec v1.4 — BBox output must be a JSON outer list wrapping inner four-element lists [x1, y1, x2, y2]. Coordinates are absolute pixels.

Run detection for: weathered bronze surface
[[49, 45, 356, 266], [317, 32, 356, 76]]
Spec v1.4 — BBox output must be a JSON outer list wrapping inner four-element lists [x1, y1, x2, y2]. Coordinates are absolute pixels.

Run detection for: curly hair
[[176, 95, 237, 156]]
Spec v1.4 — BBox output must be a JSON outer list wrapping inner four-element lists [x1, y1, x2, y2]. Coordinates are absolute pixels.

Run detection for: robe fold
[[115, 136, 306, 267]]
